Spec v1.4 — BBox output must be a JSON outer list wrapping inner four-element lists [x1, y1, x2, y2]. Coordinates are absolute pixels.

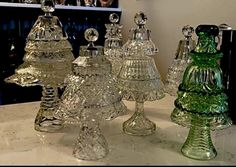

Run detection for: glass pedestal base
[[123, 101, 156, 136]]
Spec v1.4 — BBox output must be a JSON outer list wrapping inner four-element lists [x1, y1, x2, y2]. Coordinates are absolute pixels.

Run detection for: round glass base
[[123, 117, 156, 136], [73, 130, 109, 161], [34, 118, 63, 132]]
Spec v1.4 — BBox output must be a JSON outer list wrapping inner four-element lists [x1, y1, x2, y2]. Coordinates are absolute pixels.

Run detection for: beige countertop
[[0, 94, 235, 165]]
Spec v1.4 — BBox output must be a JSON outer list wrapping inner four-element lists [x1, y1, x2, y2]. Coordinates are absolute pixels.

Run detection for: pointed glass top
[[194, 25, 219, 53], [182, 25, 194, 38], [41, 0, 55, 16]]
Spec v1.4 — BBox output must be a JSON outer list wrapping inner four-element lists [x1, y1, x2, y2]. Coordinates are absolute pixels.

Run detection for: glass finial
[[85, 28, 99, 42], [109, 13, 119, 24], [182, 25, 194, 38], [84, 28, 99, 49], [134, 11, 147, 27], [41, 0, 55, 15], [194, 25, 219, 53], [218, 23, 232, 30]]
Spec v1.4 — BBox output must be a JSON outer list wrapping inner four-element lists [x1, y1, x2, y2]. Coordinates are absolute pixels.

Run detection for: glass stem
[[135, 101, 145, 116], [181, 118, 217, 160], [40, 85, 59, 111], [35, 85, 62, 132]]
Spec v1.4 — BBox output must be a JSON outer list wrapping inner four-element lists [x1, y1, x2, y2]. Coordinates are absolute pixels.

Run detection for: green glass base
[[181, 143, 217, 160]]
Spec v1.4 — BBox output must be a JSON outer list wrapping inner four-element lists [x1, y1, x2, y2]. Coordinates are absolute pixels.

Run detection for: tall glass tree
[[5, 0, 75, 132], [117, 12, 165, 136]]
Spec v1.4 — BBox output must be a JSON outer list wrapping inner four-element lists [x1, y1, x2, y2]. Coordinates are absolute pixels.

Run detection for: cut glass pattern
[[54, 28, 128, 160], [104, 13, 124, 77], [123, 11, 158, 57], [117, 12, 165, 136]]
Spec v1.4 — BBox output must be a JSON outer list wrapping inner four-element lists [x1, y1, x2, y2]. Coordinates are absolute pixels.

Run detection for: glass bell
[[117, 12, 165, 136], [5, 0, 75, 132], [54, 28, 128, 160], [104, 13, 124, 78], [165, 25, 196, 96], [171, 25, 232, 160]]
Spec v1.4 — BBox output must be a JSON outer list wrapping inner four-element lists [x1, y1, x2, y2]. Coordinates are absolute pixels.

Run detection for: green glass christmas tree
[[171, 25, 232, 160]]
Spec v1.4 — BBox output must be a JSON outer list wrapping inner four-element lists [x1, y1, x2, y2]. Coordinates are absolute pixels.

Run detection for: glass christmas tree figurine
[[171, 25, 232, 160], [165, 25, 196, 96], [54, 28, 127, 160], [117, 12, 165, 136], [104, 13, 123, 77], [5, 0, 75, 132], [123, 11, 158, 57]]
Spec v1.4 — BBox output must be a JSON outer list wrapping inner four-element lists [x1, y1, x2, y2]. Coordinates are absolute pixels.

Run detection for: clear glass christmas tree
[[5, 0, 75, 132], [54, 28, 127, 160], [117, 12, 165, 136], [165, 25, 196, 96], [104, 13, 123, 77], [171, 25, 232, 160]]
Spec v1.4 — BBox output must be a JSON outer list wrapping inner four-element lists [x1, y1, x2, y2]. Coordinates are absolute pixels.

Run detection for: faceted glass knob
[[109, 13, 119, 24], [134, 11, 147, 27], [41, 0, 55, 14], [85, 28, 99, 43], [182, 25, 194, 37]]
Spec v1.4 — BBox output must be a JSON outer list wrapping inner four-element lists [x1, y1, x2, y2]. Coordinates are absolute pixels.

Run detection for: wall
[[119, 0, 236, 80]]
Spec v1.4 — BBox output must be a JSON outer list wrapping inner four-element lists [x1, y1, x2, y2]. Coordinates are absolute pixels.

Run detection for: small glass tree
[[171, 25, 232, 160], [54, 28, 127, 160], [104, 13, 124, 78], [165, 25, 196, 96]]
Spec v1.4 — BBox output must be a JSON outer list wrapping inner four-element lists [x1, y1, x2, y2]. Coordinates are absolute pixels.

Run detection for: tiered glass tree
[[104, 13, 124, 77], [5, 0, 75, 132], [171, 25, 232, 160], [117, 12, 165, 136], [165, 25, 196, 96], [54, 28, 127, 160]]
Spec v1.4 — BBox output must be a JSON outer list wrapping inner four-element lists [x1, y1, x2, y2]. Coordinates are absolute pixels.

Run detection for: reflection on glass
[[5, 0, 74, 132], [171, 25, 232, 160]]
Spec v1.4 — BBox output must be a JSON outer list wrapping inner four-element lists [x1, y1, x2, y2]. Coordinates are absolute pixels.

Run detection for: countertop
[[0, 94, 235, 165]]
